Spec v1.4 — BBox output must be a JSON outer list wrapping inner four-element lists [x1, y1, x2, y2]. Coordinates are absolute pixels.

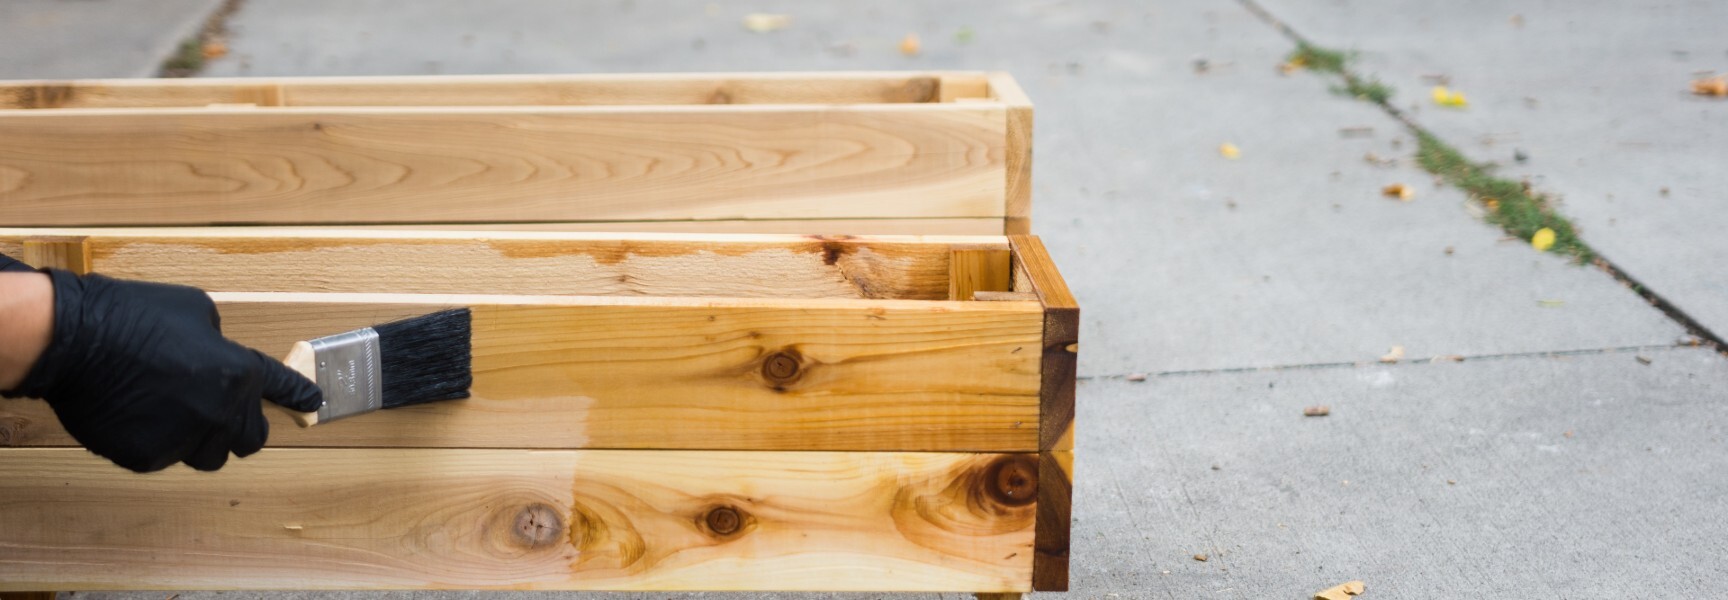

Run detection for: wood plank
[[989, 73, 1034, 235], [0, 72, 975, 109], [950, 248, 1012, 300], [18, 237, 89, 273], [320, 218, 1007, 236], [0, 104, 1006, 227], [0, 293, 1043, 451], [1035, 450, 1074, 592], [1007, 235, 1077, 592], [939, 75, 992, 103], [0, 229, 1004, 300], [0, 449, 1036, 591]]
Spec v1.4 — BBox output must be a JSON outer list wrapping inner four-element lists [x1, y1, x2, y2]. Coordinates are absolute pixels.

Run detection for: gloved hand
[[1, 269, 323, 472]]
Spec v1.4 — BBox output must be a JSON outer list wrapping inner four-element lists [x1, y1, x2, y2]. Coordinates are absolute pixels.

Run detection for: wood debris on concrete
[[1379, 345, 1405, 363], [1382, 183, 1414, 201], [1303, 405, 1330, 417], [1314, 580, 1366, 600], [1192, 553, 1208, 562]]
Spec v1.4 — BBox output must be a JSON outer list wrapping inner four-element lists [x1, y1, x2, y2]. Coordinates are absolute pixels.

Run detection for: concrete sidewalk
[[0, 0, 223, 79], [10, 0, 1727, 597]]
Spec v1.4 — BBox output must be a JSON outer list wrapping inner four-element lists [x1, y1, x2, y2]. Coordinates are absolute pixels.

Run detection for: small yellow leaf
[[1219, 143, 1240, 159], [1432, 85, 1467, 107], [899, 33, 921, 56], [1382, 183, 1414, 201], [1482, 197, 1500, 211], [742, 13, 791, 33], [1531, 227, 1557, 251]]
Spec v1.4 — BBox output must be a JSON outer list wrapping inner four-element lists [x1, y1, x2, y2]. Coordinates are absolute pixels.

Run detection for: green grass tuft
[[1288, 42, 1348, 74], [161, 38, 205, 75], [1414, 132, 1594, 262]]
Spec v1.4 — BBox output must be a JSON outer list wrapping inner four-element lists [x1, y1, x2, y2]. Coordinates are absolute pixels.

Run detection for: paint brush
[[278, 308, 473, 427]]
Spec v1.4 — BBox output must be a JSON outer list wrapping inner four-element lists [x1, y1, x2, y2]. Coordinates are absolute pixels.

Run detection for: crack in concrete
[[1081, 344, 1692, 381], [1231, 0, 1728, 358]]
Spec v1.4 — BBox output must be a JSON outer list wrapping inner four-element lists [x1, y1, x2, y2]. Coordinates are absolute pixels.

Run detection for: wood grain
[[0, 72, 972, 109], [0, 229, 1005, 300], [0, 104, 1006, 227], [316, 218, 1007, 236], [950, 248, 1012, 301], [0, 293, 1043, 451], [18, 237, 89, 273], [0, 449, 1036, 591], [990, 73, 1034, 235], [1008, 236, 1077, 591]]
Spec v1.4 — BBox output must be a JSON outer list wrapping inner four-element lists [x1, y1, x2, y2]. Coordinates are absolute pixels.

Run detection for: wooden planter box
[[0, 73, 1072, 597]]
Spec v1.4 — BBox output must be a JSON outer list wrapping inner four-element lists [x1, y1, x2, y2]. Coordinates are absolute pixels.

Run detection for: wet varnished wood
[[0, 449, 1036, 592]]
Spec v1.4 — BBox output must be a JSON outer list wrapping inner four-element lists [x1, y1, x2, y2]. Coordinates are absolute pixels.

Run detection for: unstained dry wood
[[0, 293, 1043, 451], [0, 449, 1036, 591], [0, 105, 1006, 227], [0, 229, 1003, 300], [0, 72, 983, 109]]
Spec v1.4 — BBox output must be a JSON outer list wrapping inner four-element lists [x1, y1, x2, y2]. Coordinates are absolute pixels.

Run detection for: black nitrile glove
[[0, 270, 323, 472]]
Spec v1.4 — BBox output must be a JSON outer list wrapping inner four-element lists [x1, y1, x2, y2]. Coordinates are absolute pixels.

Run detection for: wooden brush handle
[[278, 341, 322, 427]]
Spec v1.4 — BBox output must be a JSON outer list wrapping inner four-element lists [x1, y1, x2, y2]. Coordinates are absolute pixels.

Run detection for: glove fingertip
[[255, 350, 325, 413]]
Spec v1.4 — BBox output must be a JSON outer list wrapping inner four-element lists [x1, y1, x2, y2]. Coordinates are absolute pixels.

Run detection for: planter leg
[[0, 593, 58, 600]]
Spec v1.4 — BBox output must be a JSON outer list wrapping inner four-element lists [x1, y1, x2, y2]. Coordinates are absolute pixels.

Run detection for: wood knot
[[512, 503, 564, 549], [705, 506, 741, 535], [983, 455, 1039, 507], [761, 350, 803, 387], [700, 505, 752, 539]]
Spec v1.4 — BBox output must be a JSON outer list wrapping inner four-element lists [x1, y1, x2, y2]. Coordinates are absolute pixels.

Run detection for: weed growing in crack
[[1414, 131, 1594, 262]]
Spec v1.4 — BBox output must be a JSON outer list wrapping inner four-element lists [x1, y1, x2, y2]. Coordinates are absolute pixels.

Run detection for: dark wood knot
[[705, 506, 742, 536], [512, 503, 564, 549], [984, 455, 1039, 507], [761, 350, 803, 387]]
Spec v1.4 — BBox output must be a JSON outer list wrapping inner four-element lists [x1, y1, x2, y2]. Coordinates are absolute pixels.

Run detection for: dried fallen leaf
[[1531, 227, 1557, 251], [1192, 553, 1209, 562], [1127, 373, 1147, 382], [742, 13, 791, 33], [1482, 197, 1501, 211], [1382, 183, 1414, 201], [1693, 76, 1728, 97], [899, 33, 921, 56], [1431, 85, 1468, 107], [1313, 580, 1367, 600], [1278, 61, 1300, 75], [1379, 345, 1405, 363], [1303, 405, 1331, 417], [202, 41, 228, 59], [1636, 355, 1653, 365], [1537, 299, 1565, 307], [1219, 142, 1240, 159]]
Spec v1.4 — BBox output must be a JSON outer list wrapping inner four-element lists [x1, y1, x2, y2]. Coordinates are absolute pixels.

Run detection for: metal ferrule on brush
[[308, 327, 383, 423]]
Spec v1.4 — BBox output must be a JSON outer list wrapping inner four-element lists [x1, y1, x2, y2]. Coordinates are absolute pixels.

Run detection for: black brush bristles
[[373, 308, 473, 408]]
